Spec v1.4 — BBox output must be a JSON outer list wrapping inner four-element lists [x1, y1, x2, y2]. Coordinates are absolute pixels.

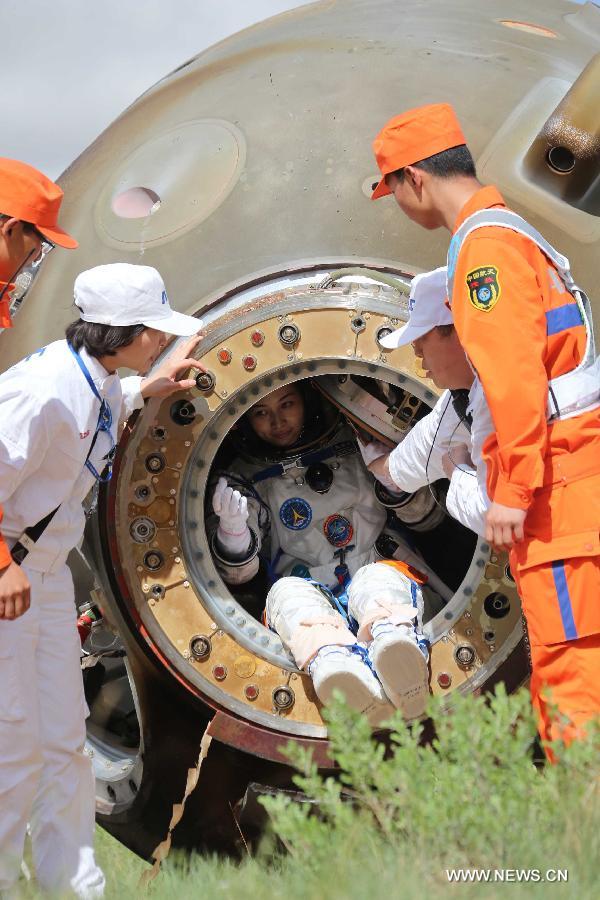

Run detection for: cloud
[[2, 0, 312, 177]]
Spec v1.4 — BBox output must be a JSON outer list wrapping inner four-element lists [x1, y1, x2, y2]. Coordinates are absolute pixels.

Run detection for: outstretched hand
[[141, 334, 205, 399], [442, 443, 473, 479], [356, 435, 389, 467]]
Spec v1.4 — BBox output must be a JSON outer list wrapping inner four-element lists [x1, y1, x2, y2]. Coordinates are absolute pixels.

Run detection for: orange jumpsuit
[[0, 281, 12, 570], [450, 186, 600, 750], [0, 516, 11, 569]]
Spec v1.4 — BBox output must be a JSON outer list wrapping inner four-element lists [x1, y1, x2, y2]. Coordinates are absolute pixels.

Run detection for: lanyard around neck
[[68, 343, 103, 403], [68, 343, 115, 483], [11, 344, 114, 565]]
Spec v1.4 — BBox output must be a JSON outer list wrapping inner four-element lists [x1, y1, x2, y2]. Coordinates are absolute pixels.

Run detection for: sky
[[2, 0, 595, 180], [2, 0, 313, 179]]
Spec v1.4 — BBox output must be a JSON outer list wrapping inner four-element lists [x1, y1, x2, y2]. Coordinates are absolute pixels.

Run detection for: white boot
[[309, 645, 393, 727], [369, 620, 430, 720]]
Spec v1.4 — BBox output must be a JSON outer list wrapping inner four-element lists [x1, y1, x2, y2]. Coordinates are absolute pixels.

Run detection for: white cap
[[380, 266, 451, 348], [74, 263, 201, 337]]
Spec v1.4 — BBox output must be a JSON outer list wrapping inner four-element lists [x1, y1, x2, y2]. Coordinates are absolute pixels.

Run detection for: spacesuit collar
[[249, 434, 358, 485], [452, 185, 505, 234]]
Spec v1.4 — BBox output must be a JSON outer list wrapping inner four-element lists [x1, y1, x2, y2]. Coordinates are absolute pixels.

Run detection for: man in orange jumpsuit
[[370, 103, 600, 752], [0, 159, 78, 621]]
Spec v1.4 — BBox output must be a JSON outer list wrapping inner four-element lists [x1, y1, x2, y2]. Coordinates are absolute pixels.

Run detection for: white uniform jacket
[[210, 425, 391, 590], [0, 340, 143, 572], [388, 383, 492, 536]]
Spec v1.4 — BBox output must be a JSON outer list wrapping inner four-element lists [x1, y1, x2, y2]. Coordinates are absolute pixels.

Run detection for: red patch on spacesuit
[[323, 514, 354, 548]]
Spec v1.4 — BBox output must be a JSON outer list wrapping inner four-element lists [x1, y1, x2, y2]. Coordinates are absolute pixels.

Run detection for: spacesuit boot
[[308, 644, 392, 727], [265, 576, 393, 726], [347, 561, 430, 719], [369, 619, 430, 719]]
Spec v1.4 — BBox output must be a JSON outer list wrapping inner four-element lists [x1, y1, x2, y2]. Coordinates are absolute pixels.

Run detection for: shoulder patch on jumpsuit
[[466, 265, 501, 312]]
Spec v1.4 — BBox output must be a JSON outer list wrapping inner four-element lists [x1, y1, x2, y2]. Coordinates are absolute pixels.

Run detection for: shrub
[[260, 687, 600, 889]]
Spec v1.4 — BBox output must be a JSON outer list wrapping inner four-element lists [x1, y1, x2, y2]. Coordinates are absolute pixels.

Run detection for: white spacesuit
[[209, 388, 438, 722]]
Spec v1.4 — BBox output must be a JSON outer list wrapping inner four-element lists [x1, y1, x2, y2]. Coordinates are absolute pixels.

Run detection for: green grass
[[15, 687, 600, 899]]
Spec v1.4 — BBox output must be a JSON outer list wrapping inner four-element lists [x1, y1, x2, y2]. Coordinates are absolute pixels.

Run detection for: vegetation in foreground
[[18, 687, 600, 898]]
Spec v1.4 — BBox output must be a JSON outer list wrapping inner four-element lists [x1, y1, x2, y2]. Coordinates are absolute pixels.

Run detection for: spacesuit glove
[[213, 476, 252, 555]]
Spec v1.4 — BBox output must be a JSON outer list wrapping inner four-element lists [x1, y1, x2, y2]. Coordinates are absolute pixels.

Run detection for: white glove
[[212, 476, 252, 556]]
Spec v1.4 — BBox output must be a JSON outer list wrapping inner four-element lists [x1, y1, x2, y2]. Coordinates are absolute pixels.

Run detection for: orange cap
[[0, 158, 78, 248], [371, 103, 466, 200]]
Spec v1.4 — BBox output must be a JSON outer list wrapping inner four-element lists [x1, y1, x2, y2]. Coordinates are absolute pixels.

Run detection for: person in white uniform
[[358, 266, 492, 536], [209, 381, 443, 725], [0, 264, 203, 898]]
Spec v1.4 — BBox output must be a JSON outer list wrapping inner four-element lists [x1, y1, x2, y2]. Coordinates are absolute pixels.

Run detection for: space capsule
[[2, 0, 599, 857]]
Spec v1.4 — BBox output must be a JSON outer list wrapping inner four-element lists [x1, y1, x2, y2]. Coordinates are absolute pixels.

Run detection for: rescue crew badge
[[466, 266, 500, 312], [323, 514, 354, 548], [280, 497, 312, 531]]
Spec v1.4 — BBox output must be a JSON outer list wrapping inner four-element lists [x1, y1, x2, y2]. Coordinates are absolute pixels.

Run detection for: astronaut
[[209, 380, 437, 723]]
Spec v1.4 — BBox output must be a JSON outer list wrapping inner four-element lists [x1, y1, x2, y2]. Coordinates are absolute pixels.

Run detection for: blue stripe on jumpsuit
[[551, 560, 578, 641], [545, 303, 583, 337]]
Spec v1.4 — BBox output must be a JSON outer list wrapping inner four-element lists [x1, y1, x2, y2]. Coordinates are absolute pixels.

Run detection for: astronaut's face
[[247, 384, 305, 448]]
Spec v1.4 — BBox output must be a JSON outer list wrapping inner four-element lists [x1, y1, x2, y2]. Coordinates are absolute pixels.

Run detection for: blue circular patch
[[280, 497, 313, 531], [477, 285, 492, 303], [323, 514, 354, 548]]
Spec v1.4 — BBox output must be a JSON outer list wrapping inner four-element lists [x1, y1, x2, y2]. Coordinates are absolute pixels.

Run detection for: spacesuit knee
[[347, 561, 423, 642], [265, 576, 355, 669]]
